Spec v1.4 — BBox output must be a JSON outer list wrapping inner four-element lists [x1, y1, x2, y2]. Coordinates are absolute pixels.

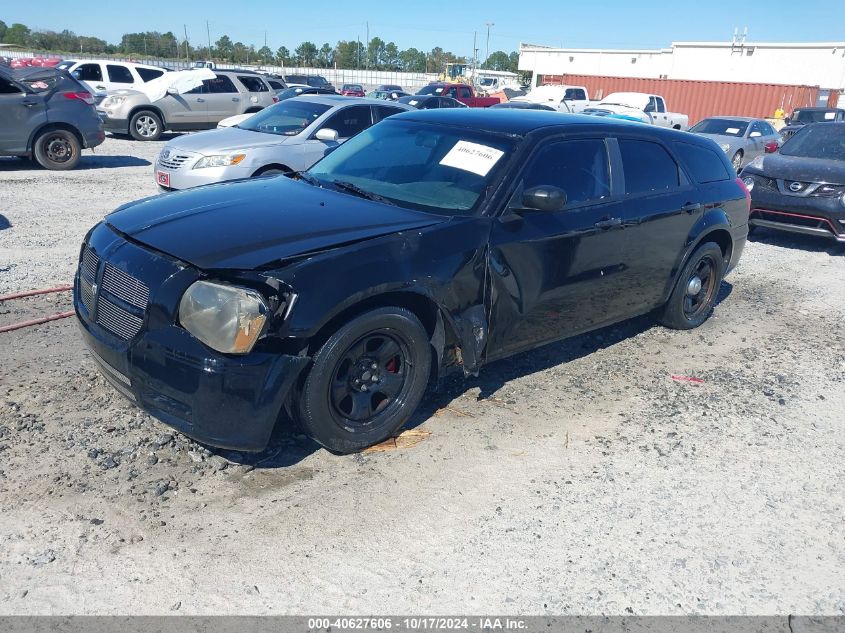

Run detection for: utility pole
[[472, 31, 477, 78], [366, 22, 370, 70], [206, 20, 212, 59], [485, 22, 494, 65], [183, 24, 189, 63]]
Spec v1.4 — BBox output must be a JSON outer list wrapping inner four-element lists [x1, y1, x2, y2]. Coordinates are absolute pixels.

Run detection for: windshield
[[343, 84, 362, 91], [780, 124, 845, 161], [479, 78, 495, 86], [792, 109, 839, 124], [307, 76, 328, 87], [238, 100, 330, 135], [277, 87, 313, 101], [417, 84, 445, 96], [307, 120, 517, 215], [689, 118, 750, 137], [56, 61, 74, 70]]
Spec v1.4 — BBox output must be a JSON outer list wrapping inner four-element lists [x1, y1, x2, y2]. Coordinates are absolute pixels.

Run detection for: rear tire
[[295, 307, 431, 453], [659, 242, 725, 330], [33, 129, 81, 170], [129, 110, 163, 141]]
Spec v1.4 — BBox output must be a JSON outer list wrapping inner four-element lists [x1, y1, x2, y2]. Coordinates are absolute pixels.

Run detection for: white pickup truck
[[510, 84, 593, 113], [584, 92, 689, 130]]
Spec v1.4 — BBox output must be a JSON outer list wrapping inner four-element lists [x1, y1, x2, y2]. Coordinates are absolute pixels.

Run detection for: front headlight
[[101, 95, 126, 108], [192, 154, 247, 169], [719, 143, 731, 153], [178, 281, 268, 354], [742, 176, 755, 192]]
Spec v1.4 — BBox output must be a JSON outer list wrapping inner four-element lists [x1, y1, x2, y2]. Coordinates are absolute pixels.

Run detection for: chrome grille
[[96, 296, 143, 340], [79, 277, 95, 313], [81, 245, 99, 280], [102, 263, 149, 309], [157, 153, 192, 170]]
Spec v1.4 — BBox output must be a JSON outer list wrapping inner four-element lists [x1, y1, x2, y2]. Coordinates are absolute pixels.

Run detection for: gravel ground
[[0, 137, 844, 615]]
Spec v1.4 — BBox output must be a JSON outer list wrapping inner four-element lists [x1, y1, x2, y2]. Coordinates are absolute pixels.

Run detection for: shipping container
[[539, 74, 821, 125]]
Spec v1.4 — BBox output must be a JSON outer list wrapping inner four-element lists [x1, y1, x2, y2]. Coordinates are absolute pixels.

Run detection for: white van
[[56, 60, 170, 102]]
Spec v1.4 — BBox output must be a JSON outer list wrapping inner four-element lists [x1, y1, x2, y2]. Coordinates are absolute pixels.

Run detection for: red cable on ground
[[0, 284, 73, 302], [0, 311, 75, 333]]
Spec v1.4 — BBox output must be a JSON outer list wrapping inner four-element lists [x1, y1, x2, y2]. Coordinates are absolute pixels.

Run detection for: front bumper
[[74, 223, 309, 452], [155, 155, 252, 190], [747, 181, 845, 242]]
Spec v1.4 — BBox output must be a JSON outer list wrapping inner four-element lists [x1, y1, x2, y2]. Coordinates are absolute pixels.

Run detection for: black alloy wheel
[[296, 307, 431, 453], [659, 242, 725, 330]]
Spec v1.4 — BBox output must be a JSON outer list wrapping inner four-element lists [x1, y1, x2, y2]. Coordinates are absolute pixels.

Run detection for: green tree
[[383, 42, 400, 70], [3, 23, 31, 45], [317, 43, 334, 68], [508, 51, 520, 73], [294, 41, 318, 66], [215, 35, 234, 60], [275, 45, 290, 65], [0, 21, 7, 42], [366, 36, 385, 69], [257, 45, 273, 63], [399, 47, 426, 72], [334, 40, 360, 69], [232, 41, 247, 64], [483, 50, 511, 71]]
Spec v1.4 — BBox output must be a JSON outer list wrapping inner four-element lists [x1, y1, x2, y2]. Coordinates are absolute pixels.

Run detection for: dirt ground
[[0, 139, 843, 615]]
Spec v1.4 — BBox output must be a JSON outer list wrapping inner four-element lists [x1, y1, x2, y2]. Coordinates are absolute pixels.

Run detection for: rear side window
[[671, 141, 731, 183], [321, 105, 373, 138], [237, 75, 268, 92], [268, 80, 284, 90], [373, 105, 404, 122], [564, 88, 586, 100], [0, 78, 22, 94], [619, 139, 679, 194], [522, 139, 611, 206], [107, 65, 133, 83], [137, 67, 164, 82], [208, 75, 237, 93], [75, 63, 102, 82]]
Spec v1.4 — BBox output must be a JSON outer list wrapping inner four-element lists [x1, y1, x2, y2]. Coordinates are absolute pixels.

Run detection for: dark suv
[[284, 74, 335, 92], [0, 65, 104, 169], [74, 110, 748, 454], [780, 107, 845, 142]]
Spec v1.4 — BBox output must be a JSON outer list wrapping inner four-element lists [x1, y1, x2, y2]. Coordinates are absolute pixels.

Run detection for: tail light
[[764, 141, 778, 154], [735, 177, 751, 214], [63, 91, 95, 106], [272, 96, 279, 103]]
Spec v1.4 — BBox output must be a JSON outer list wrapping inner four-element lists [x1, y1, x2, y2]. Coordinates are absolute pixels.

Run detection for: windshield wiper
[[292, 171, 322, 187], [330, 180, 396, 205]]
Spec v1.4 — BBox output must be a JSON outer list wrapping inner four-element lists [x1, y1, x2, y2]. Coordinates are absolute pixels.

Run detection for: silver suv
[[97, 71, 276, 141]]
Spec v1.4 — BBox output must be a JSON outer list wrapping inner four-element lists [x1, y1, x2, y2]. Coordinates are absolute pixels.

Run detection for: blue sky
[[5, 0, 845, 58]]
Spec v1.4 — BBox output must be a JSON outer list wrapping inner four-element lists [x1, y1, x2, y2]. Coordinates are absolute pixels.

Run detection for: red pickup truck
[[415, 83, 501, 108]]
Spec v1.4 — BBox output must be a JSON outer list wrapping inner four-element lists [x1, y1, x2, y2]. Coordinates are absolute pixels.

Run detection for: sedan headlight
[[742, 176, 755, 192], [179, 281, 268, 354], [719, 143, 731, 153], [101, 95, 126, 108], [192, 154, 246, 169]]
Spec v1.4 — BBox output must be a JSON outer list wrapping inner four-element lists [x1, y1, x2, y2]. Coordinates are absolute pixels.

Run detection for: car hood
[[105, 177, 447, 269], [165, 126, 292, 154], [749, 153, 845, 184]]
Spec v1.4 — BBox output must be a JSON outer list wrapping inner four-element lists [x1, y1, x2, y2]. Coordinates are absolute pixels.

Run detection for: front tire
[[33, 129, 81, 170], [129, 110, 163, 141], [731, 150, 743, 172], [296, 307, 432, 453], [659, 242, 725, 330]]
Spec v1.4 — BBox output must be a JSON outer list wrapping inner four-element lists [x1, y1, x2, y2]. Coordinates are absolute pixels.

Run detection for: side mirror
[[166, 87, 179, 95], [783, 117, 791, 125], [764, 141, 778, 154], [522, 185, 567, 212], [315, 128, 339, 142], [749, 131, 762, 138]]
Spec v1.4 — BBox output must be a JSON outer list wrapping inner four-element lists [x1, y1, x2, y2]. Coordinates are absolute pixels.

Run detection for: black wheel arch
[[27, 122, 84, 154], [252, 163, 292, 177]]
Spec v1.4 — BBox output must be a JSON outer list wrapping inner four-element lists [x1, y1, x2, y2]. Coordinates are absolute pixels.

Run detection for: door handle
[[232, 97, 240, 102], [22, 101, 38, 107], [682, 202, 702, 213], [95, 85, 106, 91], [196, 98, 205, 103], [594, 217, 622, 229]]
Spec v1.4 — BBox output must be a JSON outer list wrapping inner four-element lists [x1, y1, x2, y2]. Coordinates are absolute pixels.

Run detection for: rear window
[[619, 139, 680, 194], [671, 141, 731, 183], [237, 75, 268, 92], [137, 67, 164, 82], [268, 80, 284, 90], [107, 65, 133, 83], [285, 75, 307, 84]]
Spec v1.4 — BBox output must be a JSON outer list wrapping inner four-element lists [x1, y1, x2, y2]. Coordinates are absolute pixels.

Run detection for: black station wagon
[[74, 110, 749, 453]]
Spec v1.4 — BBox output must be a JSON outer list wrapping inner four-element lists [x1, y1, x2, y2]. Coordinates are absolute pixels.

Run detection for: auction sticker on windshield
[[440, 141, 505, 177]]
